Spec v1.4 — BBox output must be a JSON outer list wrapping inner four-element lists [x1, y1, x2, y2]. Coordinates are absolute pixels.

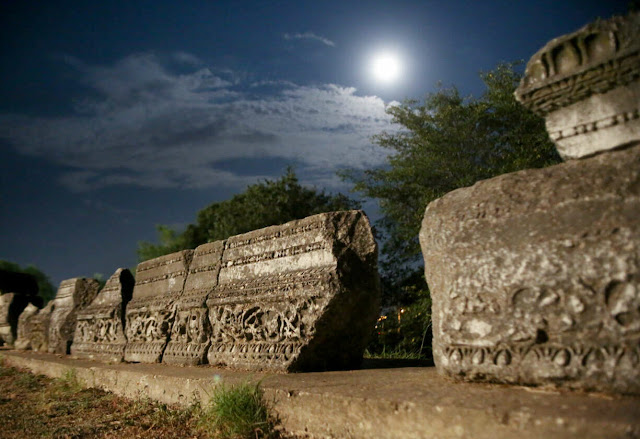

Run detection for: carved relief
[[71, 269, 134, 362], [124, 250, 193, 363], [207, 211, 380, 372], [163, 241, 223, 365], [421, 143, 640, 394], [514, 12, 640, 159], [515, 13, 640, 114], [47, 278, 100, 355]]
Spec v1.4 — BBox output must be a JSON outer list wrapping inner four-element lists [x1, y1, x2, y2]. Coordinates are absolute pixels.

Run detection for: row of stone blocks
[[14, 211, 381, 372]]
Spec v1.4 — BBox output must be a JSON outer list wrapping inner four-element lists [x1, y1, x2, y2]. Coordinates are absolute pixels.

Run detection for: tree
[[137, 168, 360, 261], [341, 62, 561, 275], [0, 260, 56, 304]]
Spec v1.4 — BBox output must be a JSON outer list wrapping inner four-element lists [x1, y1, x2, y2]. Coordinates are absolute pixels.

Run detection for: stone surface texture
[[420, 144, 640, 394], [207, 210, 380, 372], [14, 304, 40, 350], [163, 241, 223, 366], [124, 250, 193, 363], [515, 12, 640, 159], [48, 278, 100, 354], [25, 301, 55, 352], [71, 269, 134, 362]]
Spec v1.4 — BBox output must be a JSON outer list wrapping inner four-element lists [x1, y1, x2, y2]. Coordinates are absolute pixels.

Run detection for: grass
[[198, 380, 279, 439], [363, 347, 426, 360], [0, 360, 282, 438]]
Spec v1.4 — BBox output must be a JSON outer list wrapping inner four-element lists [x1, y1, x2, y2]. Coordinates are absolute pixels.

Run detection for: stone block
[[207, 210, 380, 372], [0, 270, 42, 347], [124, 250, 193, 363], [48, 278, 100, 354], [163, 241, 223, 366], [14, 303, 40, 350], [420, 144, 640, 394], [26, 301, 55, 352], [71, 268, 134, 362], [515, 12, 640, 159]]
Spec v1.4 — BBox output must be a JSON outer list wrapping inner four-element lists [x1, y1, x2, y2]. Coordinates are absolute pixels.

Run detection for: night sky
[[0, 0, 629, 287]]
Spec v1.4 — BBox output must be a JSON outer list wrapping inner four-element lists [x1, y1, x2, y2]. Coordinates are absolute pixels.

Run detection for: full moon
[[371, 52, 402, 84]]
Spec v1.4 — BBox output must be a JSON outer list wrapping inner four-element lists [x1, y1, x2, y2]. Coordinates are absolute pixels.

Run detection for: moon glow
[[371, 52, 402, 84]]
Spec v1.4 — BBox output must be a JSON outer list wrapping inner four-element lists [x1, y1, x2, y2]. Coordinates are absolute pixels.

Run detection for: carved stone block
[[0, 270, 42, 347], [207, 210, 380, 372], [27, 301, 55, 352], [163, 241, 223, 366], [48, 278, 100, 354], [124, 250, 193, 363], [71, 268, 134, 362], [15, 303, 40, 350], [515, 12, 640, 159], [420, 144, 640, 394]]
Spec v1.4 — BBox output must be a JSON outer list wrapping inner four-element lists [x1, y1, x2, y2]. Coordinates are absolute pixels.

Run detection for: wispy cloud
[[283, 32, 336, 47], [0, 52, 392, 192]]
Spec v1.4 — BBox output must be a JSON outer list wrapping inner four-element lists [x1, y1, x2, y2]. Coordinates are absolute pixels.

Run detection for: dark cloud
[[0, 52, 393, 192]]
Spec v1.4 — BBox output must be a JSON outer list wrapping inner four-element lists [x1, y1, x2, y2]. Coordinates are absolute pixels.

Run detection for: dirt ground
[[0, 362, 211, 439]]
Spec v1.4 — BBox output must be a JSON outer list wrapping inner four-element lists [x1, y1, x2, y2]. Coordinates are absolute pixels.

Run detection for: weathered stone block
[[124, 250, 193, 363], [71, 268, 134, 362], [27, 301, 55, 352], [515, 13, 640, 159], [207, 210, 380, 372], [0, 270, 41, 347], [163, 241, 223, 366], [48, 278, 100, 354], [420, 144, 640, 394], [15, 303, 40, 350]]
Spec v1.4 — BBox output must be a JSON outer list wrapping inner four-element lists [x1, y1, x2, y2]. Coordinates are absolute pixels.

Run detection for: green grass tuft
[[51, 368, 84, 395], [198, 380, 278, 439]]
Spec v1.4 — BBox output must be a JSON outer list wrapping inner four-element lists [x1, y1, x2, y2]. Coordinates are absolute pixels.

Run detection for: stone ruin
[[14, 304, 40, 350], [10, 210, 380, 373], [420, 12, 640, 394], [141, 210, 380, 372], [124, 250, 193, 363], [48, 278, 101, 354], [0, 270, 42, 347], [72, 268, 134, 362], [163, 241, 223, 366], [207, 210, 380, 372], [21, 301, 55, 352]]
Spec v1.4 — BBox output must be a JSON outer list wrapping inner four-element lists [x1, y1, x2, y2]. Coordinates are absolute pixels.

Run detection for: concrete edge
[[1, 350, 639, 439]]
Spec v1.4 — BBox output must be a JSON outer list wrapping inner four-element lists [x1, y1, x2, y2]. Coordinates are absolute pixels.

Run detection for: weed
[[198, 380, 278, 439], [364, 347, 424, 360], [51, 368, 84, 394]]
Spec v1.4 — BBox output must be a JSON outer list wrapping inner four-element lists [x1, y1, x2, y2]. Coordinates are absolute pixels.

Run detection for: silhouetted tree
[[137, 168, 360, 261]]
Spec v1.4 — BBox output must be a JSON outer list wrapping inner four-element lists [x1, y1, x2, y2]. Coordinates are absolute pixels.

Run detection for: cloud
[[283, 32, 336, 47], [0, 52, 393, 192]]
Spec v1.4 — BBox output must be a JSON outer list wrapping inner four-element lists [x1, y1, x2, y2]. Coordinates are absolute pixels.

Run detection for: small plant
[[198, 380, 278, 439], [52, 368, 84, 395]]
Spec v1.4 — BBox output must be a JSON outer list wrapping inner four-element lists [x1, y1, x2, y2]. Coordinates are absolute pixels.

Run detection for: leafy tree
[[0, 260, 56, 304], [341, 62, 561, 274], [138, 168, 360, 261]]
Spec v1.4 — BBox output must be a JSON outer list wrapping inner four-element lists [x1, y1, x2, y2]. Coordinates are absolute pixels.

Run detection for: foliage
[[0, 260, 56, 304], [138, 167, 359, 261], [198, 380, 278, 439], [367, 284, 432, 359], [341, 62, 561, 273]]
